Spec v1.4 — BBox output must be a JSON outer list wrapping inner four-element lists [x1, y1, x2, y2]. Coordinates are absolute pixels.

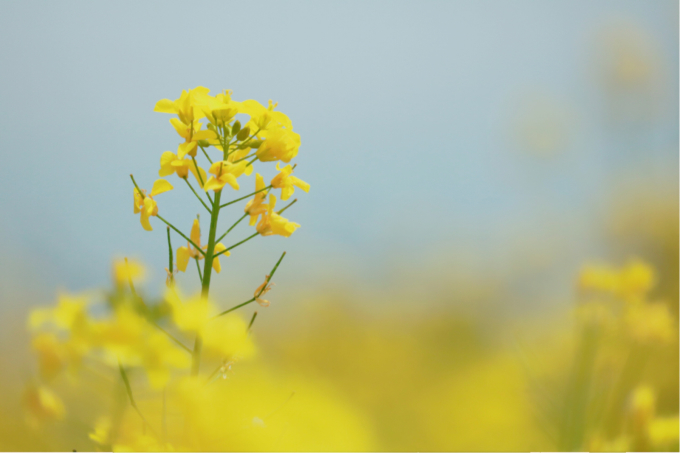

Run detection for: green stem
[[247, 311, 258, 332], [214, 232, 258, 258], [195, 257, 203, 284], [213, 252, 286, 318], [191, 156, 213, 204], [156, 215, 205, 257], [166, 227, 173, 275], [191, 189, 222, 375], [199, 145, 213, 164], [184, 178, 212, 213], [219, 185, 271, 209], [216, 213, 249, 244]]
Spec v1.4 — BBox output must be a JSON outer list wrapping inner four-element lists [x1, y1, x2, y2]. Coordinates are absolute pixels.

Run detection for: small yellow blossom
[[245, 173, 269, 225], [256, 127, 301, 163], [165, 288, 214, 333], [154, 86, 211, 124], [22, 382, 65, 425], [256, 194, 300, 237], [240, 99, 293, 132], [200, 90, 240, 126], [619, 258, 656, 299], [625, 301, 674, 344], [31, 332, 66, 380], [176, 219, 230, 273], [159, 150, 208, 187], [648, 416, 680, 449], [133, 179, 173, 231], [204, 160, 252, 192], [271, 163, 310, 200], [112, 258, 146, 287]]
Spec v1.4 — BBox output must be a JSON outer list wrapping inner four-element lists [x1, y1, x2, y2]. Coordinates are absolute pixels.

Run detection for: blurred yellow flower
[[22, 383, 65, 426], [112, 257, 146, 287], [256, 127, 301, 163]]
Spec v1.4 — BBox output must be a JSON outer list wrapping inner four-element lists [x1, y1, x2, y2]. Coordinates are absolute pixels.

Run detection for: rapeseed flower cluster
[[24, 87, 319, 451], [556, 258, 678, 451]]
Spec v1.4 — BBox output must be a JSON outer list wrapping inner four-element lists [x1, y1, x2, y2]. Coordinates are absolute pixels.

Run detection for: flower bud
[[249, 139, 263, 149], [231, 120, 241, 136], [197, 140, 210, 148], [237, 126, 250, 141]]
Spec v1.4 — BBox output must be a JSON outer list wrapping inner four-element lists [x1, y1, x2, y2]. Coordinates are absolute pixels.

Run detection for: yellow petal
[[159, 151, 176, 177], [150, 179, 173, 196], [178, 141, 197, 159], [203, 176, 224, 192], [176, 246, 190, 272], [190, 219, 201, 246], [244, 163, 253, 176], [140, 209, 152, 231], [222, 174, 239, 190], [170, 118, 189, 139], [291, 175, 310, 192], [189, 164, 207, 189], [154, 99, 176, 113]]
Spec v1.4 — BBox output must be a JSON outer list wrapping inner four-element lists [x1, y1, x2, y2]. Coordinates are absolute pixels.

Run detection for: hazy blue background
[[0, 0, 677, 314]]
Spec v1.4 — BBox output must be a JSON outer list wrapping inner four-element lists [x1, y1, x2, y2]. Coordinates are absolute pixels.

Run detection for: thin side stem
[[184, 178, 212, 213], [219, 185, 271, 209], [214, 232, 258, 258], [213, 252, 286, 318], [156, 215, 205, 257], [216, 213, 249, 244]]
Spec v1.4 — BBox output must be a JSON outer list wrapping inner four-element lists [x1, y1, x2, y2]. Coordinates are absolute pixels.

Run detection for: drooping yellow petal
[[190, 219, 201, 247], [189, 163, 207, 189], [203, 176, 225, 192], [212, 243, 229, 274], [222, 173, 239, 191], [170, 118, 190, 139], [150, 179, 173, 196], [154, 99, 176, 114], [176, 246, 190, 272], [140, 209, 152, 231], [291, 175, 310, 192]]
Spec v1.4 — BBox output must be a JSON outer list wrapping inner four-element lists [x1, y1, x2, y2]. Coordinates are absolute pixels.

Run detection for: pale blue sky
[[0, 0, 677, 308]]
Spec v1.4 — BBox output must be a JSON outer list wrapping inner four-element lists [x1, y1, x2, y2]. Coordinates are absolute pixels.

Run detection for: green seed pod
[[231, 120, 241, 136], [237, 126, 250, 141]]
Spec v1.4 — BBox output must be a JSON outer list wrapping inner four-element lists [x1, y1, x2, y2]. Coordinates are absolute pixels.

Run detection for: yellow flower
[[201, 313, 256, 361], [31, 332, 66, 380], [176, 219, 230, 274], [200, 90, 240, 126], [159, 150, 208, 188], [204, 160, 252, 192], [256, 127, 301, 163], [245, 173, 269, 225], [112, 258, 146, 287], [240, 99, 293, 132], [132, 179, 173, 231], [619, 258, 656, 299], [22, 382, 65, 426], [170, 118, 216, 159], [165, 288, 214, 333], [271, 163, 310, 200], [648, 416, 680, 449], [256, 194, 300, 237], [154, 86, 210, 125], [625, 301, 674, 344]]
